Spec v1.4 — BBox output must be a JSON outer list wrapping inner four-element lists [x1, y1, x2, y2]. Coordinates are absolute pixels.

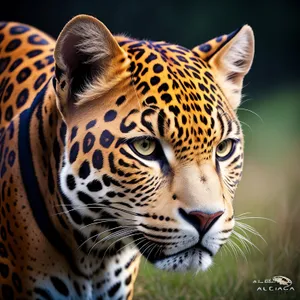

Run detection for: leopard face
[[55, 15, 254, 272]]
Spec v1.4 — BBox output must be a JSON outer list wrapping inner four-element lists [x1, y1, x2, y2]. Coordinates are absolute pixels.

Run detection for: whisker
[[97, 231, 141, 265], [227, 240, 239, 261], [229, 239, 247, 261], [239, 120, 253, 135], [117, 236, 145, 254], [235, 216, 275, 222], [79, 219, 136, 231], [235, 221, 267, 244], [237, 107, 264, 124], [77, 225, 137, 251], [240, 98, 253, 106], [232, 231, 253, 254], [89, 229, 139, 256], [53, 203, 142, 218]]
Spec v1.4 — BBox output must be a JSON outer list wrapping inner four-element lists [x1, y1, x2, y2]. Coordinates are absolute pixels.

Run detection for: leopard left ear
[[54, 14, 128, 120], [192, 25, 254, 109]]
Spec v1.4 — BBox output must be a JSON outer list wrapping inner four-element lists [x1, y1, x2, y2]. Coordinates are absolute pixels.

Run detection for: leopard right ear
[[54, 14, 128, 119], [192, 26, 254, 110]]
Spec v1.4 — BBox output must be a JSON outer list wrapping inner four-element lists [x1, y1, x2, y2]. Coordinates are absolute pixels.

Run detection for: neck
[[28, 79, 140, 298]]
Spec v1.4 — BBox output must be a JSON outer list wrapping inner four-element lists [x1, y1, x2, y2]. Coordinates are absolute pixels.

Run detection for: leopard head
[[53, 15, 254, 272]]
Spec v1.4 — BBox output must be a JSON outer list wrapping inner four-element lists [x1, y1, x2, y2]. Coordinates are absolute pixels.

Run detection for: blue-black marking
[[100, 130, 115, 148], [86, 119, 96, 129], [104, 110, 117, 122], [0, 57, 10, 74], [16, 88, 29, 108], [34, 73, 47, 90], [8, 58, 22, 72], [16, 67, 31, 83], [10, 25, 30, 35], [28, 34, 49, 45], [199, 44, 211, 53], [27, 49, 43, 58], [3, 83, 13, 103], [18, 81, 85, 277], [5, 39, 21, 52], [83, 132, 95, 153], [92, 149, 103, 169]]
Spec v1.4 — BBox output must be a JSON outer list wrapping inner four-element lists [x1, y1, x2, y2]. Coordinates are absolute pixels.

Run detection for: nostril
[[179, 208, 224, 236]]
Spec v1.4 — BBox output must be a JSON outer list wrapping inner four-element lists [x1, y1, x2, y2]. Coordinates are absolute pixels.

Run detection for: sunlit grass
[[134, 89, 300, 299]]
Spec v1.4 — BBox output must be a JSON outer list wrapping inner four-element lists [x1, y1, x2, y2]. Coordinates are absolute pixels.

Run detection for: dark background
[[1, 0, 300, 97], [2, 1, 300, 299]]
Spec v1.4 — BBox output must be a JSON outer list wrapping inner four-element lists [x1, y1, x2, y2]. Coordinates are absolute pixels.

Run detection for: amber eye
[[132, 139, 156, 157], [216, 139, 235, 160]]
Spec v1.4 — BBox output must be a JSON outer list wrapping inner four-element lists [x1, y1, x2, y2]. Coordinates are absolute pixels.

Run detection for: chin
[[143, 241, 221, 272], [153, 247, 214, 272]]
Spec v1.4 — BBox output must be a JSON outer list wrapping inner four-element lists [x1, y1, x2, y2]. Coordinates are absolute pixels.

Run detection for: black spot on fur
[[50, 276, 69, 296], [153, 63, 163, 73], [66, 175, 76, 190], [3, 83, 13, 102], [87, 180, 102, 192], [5, 39, 21, 52], [86, 119, 96, 129], [12, 272, 22, 293], [115, 268, 122, 277], [0, 242, 8, 257], [0, 57, 11, 74], [26, 49, 43, 58], [145, 52, 157, 63], [145, 96, 157, 105], [161, 93, 172, 104], [150, 76, 160, 85], [92, 149, 103, 170], [83, 132, 95, 153], [100, 130, 115, 148], [34, 73, 46, 90], [108, 152, 117, 174], [116, 95, 126, 106], [69, 142, 79, 163], [0, 263, 9, 278], [125, 274, 132, 285], [5, 106, 13, 121], [8, 58, 22, 72], [16, 67, 31, 83], [77, 192, 98, 211], [108, 282, 121, 297], [79, 160, 91, 179], [70, 126, 78, 141], [104, 110, 117, 122]]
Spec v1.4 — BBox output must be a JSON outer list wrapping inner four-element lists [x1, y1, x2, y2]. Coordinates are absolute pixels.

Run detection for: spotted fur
[[0, 15, 254, 299]]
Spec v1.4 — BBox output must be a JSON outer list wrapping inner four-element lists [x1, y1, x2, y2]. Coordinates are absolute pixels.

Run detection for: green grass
[[134, 88, 300, 299]]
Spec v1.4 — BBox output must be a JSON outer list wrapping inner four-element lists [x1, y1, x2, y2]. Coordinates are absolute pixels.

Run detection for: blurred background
[[2, 0, 299, 299]]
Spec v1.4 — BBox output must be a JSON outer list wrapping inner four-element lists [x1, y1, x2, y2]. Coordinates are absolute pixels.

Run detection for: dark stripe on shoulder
[[18, 80, 86, 278]]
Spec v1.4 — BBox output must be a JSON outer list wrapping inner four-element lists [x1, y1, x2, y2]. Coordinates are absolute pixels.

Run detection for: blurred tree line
[[2, 0, 299, 96]]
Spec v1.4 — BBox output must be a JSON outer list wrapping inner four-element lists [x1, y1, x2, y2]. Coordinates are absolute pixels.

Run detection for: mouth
[[153, 244, 214, 272], [133, 233, 216, 272]]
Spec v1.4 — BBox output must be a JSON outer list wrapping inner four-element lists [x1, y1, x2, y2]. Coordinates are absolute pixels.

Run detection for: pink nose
[[189, 211, 224, 234]]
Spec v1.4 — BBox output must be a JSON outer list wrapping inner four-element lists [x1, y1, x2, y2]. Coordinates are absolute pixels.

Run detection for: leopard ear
[[192, 25, 254, 109], [54, 14, 127, 118]]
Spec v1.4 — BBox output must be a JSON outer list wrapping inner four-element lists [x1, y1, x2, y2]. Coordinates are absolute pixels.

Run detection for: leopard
[[0, 14, 254, 299]]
